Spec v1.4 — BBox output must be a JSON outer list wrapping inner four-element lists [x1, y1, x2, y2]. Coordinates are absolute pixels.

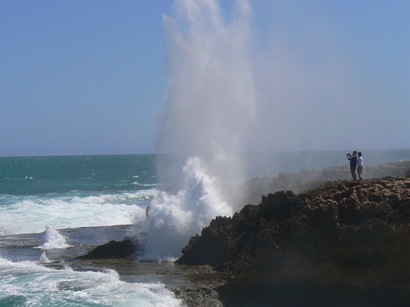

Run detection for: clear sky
[[1, 0, 410, 157]]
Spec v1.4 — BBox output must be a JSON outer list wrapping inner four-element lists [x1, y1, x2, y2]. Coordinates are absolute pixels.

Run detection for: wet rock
[[171, 285, 223, 307], [77, 238, 142, 259]]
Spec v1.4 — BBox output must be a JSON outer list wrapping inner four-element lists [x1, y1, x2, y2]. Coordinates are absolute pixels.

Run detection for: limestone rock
[[177, 177, 410, 305]]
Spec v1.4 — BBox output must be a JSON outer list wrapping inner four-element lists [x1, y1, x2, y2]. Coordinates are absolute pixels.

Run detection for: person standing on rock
[[357, 152, 363, 180], [346, 151, 358, 180]]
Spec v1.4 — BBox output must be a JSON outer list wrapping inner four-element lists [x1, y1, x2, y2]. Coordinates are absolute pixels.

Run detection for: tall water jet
[[157, 0, 256, 188], [145, 0, 257, 260]]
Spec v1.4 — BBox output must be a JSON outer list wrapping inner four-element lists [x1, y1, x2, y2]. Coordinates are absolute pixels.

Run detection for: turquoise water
[[1, 151, 410, 306], [0, 154, 182, 306], [0, 154, 157, 196]]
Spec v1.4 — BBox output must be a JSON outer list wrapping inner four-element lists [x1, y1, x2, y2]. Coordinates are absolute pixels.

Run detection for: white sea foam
[[143, 157, 232, 260], [36, 225, 71, 250], [38, 252, 51, 263], [0, 190, 155, 235], [133, 182, 160, 188], [0, 257, 182, 306]]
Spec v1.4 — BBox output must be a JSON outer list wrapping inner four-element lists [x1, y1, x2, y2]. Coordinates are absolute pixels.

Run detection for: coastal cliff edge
[[177, 174, 410, 306]]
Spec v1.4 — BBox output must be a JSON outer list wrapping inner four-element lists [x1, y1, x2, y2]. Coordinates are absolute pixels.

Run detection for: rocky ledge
[[177, 177, 410, 306]]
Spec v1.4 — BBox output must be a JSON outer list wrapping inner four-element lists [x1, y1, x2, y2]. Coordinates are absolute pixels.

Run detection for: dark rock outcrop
[[77, 238, 142, 259], [177, 177, 410, 306]]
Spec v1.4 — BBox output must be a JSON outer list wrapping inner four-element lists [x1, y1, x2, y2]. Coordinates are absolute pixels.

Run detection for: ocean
[[1, 150, 410, 306]]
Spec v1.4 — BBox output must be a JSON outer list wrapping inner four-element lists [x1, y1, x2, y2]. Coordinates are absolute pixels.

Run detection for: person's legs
[[357, 166, 363, 180], [350, 165, 357, 180]]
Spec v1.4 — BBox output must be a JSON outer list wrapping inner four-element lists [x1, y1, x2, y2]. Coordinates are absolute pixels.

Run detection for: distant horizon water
[[3, 147, 410, 158]]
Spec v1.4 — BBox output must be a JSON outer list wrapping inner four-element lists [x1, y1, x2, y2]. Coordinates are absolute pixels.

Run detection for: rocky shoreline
[[178, 174, 410, 306], [77, 161, 410, 306]]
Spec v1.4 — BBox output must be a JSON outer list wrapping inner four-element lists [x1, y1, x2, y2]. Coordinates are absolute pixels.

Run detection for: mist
[[157, 0, 257, 189], [146, 0, 408, 259], [156, 0, 363, 188]]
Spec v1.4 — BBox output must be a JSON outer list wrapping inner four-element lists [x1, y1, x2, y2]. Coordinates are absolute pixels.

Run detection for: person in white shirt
[[357, 152, 363, 180]]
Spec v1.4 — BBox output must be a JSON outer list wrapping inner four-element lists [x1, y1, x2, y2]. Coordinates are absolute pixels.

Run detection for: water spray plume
[[146, 0, 256, 260], [157, 0, 256, 185]]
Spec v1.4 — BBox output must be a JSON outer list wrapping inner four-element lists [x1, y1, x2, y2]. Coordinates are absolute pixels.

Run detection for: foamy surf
[[35, 225, 72, 250], [39, 252, 51, 263], [143, 157, 233, 260], [0, 190, 155, 235], [0, 257, 182, 306]]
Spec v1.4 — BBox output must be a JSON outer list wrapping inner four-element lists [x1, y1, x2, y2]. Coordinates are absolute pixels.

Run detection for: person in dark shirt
[[346, 151, 358, 180]]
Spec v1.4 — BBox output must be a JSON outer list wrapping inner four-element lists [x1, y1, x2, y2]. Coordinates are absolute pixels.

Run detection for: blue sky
[[1, 0, 410, 156]]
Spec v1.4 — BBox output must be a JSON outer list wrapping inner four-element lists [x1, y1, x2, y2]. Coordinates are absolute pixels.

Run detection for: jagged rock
[[77, 238, 142, 259], [177, 177, 410, 306]]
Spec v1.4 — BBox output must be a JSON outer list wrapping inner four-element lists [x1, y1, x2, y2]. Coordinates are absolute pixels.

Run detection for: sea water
[[1, 151, 409, 306], [0, 155, 182, 306]]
